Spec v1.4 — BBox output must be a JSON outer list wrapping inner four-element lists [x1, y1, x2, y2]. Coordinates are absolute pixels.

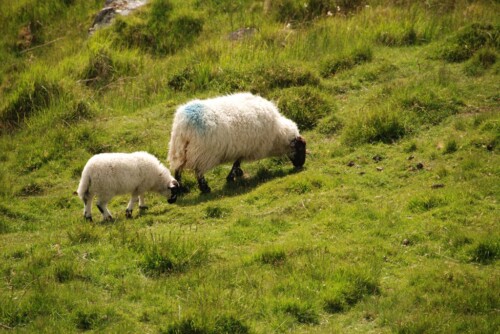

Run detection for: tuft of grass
[[161, 318, 210, 334], [443, 138, 458, 154], [408, 195, 446, 213], [141, 234, 209, 277], [282, 301, 320, 325], [258, 248, 287, 266], [274, 86, 334, 130], [469, 239, 499, 264], [205, 206, 230, 219], [342, 106, 408, 145], [464, 47, 497, 76], [109, 0, 203, 55], [439, 23, 499, 62], [320, 46, 373, 77], [214, 315, 250, 334], [0, 78, 62, 131], [67, 225, 100, 244]]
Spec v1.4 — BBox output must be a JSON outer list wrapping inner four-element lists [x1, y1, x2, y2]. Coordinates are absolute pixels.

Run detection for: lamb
[[168, 92, 306, 193], [76, 151, 179, 221]]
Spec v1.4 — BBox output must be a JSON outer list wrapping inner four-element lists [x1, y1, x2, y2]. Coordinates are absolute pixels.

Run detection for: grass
[[0, 0, 499, 333]]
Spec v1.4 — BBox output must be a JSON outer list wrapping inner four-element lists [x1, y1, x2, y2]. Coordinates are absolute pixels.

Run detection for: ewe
[[168, 93, 306, 193], [77, 152, 179, 221]]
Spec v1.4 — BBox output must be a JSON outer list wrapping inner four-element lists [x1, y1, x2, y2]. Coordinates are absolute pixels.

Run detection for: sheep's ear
[[291, 136, 306, 148], [168, 180, 180, 189]]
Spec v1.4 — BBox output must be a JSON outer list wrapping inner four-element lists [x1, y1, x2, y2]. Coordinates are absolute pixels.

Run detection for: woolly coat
[[77, 151, 176, 201], [168, 93, 300, 174]]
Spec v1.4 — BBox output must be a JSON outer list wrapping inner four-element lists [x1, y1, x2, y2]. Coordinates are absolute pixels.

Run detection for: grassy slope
[[0, 0, 499, 333]]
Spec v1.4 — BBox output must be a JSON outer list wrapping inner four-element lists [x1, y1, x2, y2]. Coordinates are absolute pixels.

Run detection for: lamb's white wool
[[77, 151, 178, 221], [168, 93, 306, 193]]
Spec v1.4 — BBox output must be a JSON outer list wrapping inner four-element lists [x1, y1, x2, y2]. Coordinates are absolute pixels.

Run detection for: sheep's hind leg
[[83, 193, 93, 221], [138, 194, 148, 210], [196, 171, 211, 194], [226, 159, 243, 182], [96, 198, 113, 221]]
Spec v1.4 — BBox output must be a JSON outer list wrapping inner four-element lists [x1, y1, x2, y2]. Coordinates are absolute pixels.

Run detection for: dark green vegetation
[[0, 0, 499, 332]]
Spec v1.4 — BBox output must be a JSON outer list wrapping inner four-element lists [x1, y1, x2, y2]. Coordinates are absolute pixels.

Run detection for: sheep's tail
[[168, 128, 189, 172], [76, 171, 91, 201]]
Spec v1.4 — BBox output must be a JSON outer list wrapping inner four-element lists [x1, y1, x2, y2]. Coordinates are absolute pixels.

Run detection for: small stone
[[376, 167, 383, 172], [347, 161, 355, 167], [402, 238, 410, 246], [373, 154, 383, 162], [416, 162, 424, 170], [431, 183, 445, 189]]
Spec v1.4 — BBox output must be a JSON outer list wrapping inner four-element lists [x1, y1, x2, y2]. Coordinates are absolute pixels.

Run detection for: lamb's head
[[166, 179, 180, 204], [289, 136, 306, 169], [158, 172, 180, 204]]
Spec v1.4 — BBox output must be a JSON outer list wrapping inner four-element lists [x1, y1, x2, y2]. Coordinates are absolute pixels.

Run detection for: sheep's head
[[289, 136, 306, 169], [167, 179, 180, 204]]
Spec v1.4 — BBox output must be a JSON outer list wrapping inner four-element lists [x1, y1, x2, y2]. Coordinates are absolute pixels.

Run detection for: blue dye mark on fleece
[[183, 103, 206, 132]]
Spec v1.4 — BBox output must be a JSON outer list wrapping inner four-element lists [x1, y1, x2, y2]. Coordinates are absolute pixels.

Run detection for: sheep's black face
[[167, 180, 180, 204], [289, 136, 306, 169]]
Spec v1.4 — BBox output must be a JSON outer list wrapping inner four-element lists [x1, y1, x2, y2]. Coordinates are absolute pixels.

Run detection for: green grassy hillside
[[0, 0, 499, 332]]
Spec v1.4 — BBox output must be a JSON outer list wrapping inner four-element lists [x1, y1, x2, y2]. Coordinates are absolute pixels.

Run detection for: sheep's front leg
[[96, 198, 113, 221], [175, 169, 189, 193], [226, 159, 244, 182], [126, 196, 139, 218], [196, 170, 211, 194]]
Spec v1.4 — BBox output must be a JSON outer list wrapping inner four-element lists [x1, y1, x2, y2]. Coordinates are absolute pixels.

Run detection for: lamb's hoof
[[139, 206, 149, 210], [125, 210, 133, 219], [84, 216, 93, 222], [104, 216, 115, 222], [226, 175, 235, 183]]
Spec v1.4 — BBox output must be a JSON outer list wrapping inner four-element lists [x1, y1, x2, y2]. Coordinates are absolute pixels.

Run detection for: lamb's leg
[[138, 195, 148, 210], [226, 159, 243, 182], [126, 196, 138, 218], [196, 170, 211, 194], [96, 197, 113, 221], [83, 193, 93, 221]]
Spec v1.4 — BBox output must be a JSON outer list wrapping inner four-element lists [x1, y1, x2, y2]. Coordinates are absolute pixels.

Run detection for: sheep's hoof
[[234, 168, 244, 177], [125, 210, 133, 219], [200, 186, 211, 194], [84, 215, 93, 222], [226, 175, 235, 183]]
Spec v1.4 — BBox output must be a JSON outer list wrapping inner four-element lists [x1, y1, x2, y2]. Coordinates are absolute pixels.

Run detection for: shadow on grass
[[176, 166, 303, 207]]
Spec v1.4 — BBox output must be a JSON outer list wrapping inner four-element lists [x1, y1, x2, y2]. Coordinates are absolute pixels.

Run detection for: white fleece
[[77, 151, 177, 220], [168, 93, 300, 175]]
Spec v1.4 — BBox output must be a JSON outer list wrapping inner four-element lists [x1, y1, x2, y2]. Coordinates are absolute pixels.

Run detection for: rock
[[347, 161, 355, 167], [89, 0, 148, 34], [228, 27, 257, 41], [402, 238, 410, 246], [373, 154, 383, 162], [376, 167, 383, 172]]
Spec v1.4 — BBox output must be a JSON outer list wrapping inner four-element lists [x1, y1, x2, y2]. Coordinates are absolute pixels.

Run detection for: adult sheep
[[76, 151, 179, 221], [168, 92, 306, 193]]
